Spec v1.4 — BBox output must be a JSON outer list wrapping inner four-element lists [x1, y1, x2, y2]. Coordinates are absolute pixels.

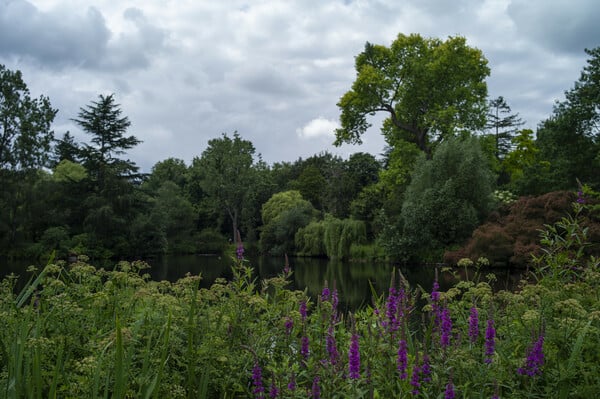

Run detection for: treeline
[[1, 35, 599, 265]]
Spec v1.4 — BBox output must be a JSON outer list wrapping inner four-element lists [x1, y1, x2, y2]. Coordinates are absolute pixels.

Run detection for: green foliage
[[193, 132, 258, 242], [294, 220, 326, 257], [335, 33, 490, 155], [52, 159, 87, 183], [261, 190, 308, 226], [384, 136, 494, 261], [485, 96, 524, 160], [2, 207, 600, 397], [0, 64, 57, 171]]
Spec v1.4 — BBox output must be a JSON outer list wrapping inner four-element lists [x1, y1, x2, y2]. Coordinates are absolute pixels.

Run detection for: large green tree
[[195, 132, 258, 242], [533, 47, 600, 190], [0, 65, 57, 251], [73, 94, 141, 189], [0, 65, 57, 171], [335, 33, 490, 156]]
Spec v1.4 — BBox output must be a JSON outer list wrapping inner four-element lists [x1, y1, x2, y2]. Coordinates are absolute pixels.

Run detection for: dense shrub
[[295, 216, 366, 259], [445, 190, 600, 266]]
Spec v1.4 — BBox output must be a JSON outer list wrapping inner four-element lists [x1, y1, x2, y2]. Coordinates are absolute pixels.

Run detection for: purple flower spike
[[300, 301, 307, 321], [287, 373, 296, 391], [469, 306, 479, 343], [269, 381, 279, 398], [252, 361, 265, 398], [397, 339, 408, 379], [444, 381, 455, 399], [410, 364, 421, 395], [301, 335, 310, 361], [311, 376, 321, 399], [348, 333, 361, 379], [284, 317, 293, 335], [440, 307, 452, 349], [321, 285, 330, 302], [326, 326, 339, 365], [518, 333, 544, 377], [421, 354, 432, 383], [485, 318, 496, 364]]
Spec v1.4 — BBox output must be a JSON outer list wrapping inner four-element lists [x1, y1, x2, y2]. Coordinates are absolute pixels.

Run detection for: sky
[[1, 0, 599, 172]]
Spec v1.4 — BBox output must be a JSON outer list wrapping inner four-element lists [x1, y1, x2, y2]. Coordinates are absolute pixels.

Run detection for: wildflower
[[484, 318, 496, 364], [284, 317, 293, 335], [421, 354, 432, 383], [577, 190, 585, 204], [300, 301, 307, 321], [236, 231, 244, 260], [326, 326, 339, 365], [331, 288, 339, 315], [311, 376, 321, 399], [348, 333, 361, 379], [431, 280, 442, 328], [410, 363, 421, 395], [518, 333, 544, 377], [252, 361, 265, 398], [468, 306, 479, 343], [397, 339, 408, 379], [444, 381, 455, 399], [283, 254, 291, 275], [321, 285, 330, 302], [269, 380, 279, 398], [301, 335, 310, 361], [287, 373, 296, 391], [440, 307, 452, 349], [385, 286, 399, 333]]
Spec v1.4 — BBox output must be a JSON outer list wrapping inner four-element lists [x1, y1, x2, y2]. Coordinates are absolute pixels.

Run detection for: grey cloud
[[0, 1, 170, 71], [508, 0, 600, 53], [0, 0, 109, 68]]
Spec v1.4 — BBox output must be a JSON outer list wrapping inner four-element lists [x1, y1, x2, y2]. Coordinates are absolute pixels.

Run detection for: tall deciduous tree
[[196, 132, 257, 242], [335, 34, 490, 157], [0, 64, 57, 171], [534, 47, 600, 190]]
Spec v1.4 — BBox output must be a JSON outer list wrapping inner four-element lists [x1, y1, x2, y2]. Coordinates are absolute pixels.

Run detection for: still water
[[1, 255, 521, 311]]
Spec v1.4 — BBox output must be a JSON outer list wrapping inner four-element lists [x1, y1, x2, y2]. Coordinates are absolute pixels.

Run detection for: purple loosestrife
[[440, 307, 452, 349], [321, 285, 330, 302], [236, 231, 244, 260], [444, 381, 456, 399], [469, 306, 479, 343], [311, 376, 321, 399], [300, 301, 307, 321], [484, 318, 496, 364], [284, 317, 293, 335], [326, 326, 340, 365], [577, 190, 585, 204], [397, 339, 408, 379], [385, 286, 399, 333], [301, 335, 310, 361], [348, 333, 361, 379], [421, 354, 432, 383], [518, 333, 544, 377], [287, 373, 296, 391], [269, 380, 279, 399], [431, 280, 442, 329], [410, 363, 421, 395], [252, 361, 265, 398]]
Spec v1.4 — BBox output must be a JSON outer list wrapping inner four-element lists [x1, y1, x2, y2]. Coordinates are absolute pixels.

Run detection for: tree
[[381, 137, 494, 261], [335, 34, 490, 156], [0, 65, 57, 171], [485, 96, 524, 160], [196, 132, 257, 242], [259, 190, 316, 255], [73, 94, 141, 189], [533, 47, 600, 190], [51, 132, 81, 167]]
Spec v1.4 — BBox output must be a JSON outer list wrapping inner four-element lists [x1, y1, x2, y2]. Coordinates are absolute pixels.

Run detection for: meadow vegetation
[[1, 201, 598, 398]]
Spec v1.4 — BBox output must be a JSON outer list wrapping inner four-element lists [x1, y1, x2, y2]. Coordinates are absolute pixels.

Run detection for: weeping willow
[[296, 216, 366, 260]]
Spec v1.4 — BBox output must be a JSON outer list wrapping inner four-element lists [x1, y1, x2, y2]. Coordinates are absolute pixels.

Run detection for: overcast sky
[[1, 0, 598, 172]]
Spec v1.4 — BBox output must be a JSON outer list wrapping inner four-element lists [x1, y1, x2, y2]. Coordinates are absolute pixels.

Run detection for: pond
[[0, 255, 522, 311]]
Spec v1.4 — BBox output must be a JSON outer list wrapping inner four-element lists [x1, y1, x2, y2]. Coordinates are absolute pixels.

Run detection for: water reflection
[[1, 255, 523, 311]]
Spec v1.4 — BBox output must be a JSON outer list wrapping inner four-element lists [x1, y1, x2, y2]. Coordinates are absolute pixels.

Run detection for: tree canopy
[[335, 33, 490, 156], [0, 64, 57, 171]]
